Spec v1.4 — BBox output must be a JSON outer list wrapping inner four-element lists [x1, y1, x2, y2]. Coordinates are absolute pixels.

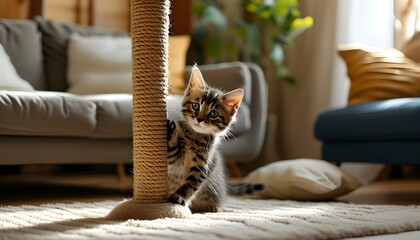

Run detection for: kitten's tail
[[227, 182, 265, 195]]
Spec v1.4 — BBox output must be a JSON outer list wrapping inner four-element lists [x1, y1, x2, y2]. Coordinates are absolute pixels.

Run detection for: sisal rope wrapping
[[107, 0, 190, 220], [131, 0, 169, 203]]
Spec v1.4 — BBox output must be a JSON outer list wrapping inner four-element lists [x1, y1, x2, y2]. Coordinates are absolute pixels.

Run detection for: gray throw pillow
[[34, 16, 126, 91], [0, 19, 45, 90]]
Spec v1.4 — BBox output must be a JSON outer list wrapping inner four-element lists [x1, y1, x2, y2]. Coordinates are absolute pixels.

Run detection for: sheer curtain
[[395, 0, 420, 49], [270, 0, 395, 184], [331, 0, 394, 184]]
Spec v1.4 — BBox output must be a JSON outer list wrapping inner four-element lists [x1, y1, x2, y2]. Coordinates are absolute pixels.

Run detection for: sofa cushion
[[82, 94, 132, 138], [0, 19, 45, 90], [338, 44, 420, 105], [67, 34, 132, 94], [87, 94, 249, 139], [0, 91, 250, 139], [66, 34, 190, 95], [34, 16, 125, 91], [0, 44, 34, 91], [168, 35, 190, 95], [315, 97, 420, 142], [0, 91, 97, 137]]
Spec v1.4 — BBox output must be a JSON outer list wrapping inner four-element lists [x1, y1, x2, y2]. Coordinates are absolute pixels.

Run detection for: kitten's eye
[[208, 110, 219, 119], [191, 102, 200, 111]]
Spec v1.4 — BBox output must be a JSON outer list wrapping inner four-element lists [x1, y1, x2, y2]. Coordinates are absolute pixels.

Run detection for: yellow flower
[[291, 16, 314, 29]]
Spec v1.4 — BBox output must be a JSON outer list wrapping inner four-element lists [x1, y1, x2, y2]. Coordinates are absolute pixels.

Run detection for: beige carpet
[[1, 197, 420, 240]]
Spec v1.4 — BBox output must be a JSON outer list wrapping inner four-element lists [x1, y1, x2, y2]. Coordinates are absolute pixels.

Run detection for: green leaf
[[192, 2, 206, 16], [259, 8, 272, 19], [275, 65, 297, 84], [191, 25, 208, 42], [273, 0, 298, 17], [235, 20, 260, 62], [202, 5, 227, 28], [193, 0, 312, 85], [206, 37, 222, 60], [271, 44, 284, 65], [245, 23, 260, 62], [227, 39, 238, 60], [246, 3, 258, 13], [283, 75, 297, 84], [280, 7, 299, 32], [272, 34, 291, 45]]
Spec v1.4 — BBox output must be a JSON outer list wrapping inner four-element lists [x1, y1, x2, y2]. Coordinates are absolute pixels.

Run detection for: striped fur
[[167, 66, 264, 213]]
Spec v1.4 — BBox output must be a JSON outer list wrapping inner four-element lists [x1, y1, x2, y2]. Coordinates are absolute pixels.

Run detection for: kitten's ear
[[186, 65, 206, 93], [223, 89, 244, 109]]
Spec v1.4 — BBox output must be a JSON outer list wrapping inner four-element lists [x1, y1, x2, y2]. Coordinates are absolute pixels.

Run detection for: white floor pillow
[[243, 158, 361, 201]]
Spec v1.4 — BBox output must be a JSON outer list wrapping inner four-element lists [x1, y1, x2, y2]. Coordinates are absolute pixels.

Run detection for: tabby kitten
[[167, 65, 264, 213]]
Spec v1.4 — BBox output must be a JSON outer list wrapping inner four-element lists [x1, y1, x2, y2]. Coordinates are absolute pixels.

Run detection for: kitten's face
[[182, 66, 244, 135]]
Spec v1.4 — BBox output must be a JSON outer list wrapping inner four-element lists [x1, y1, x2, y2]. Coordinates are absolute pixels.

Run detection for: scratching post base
[[106, 199, 191, 220]]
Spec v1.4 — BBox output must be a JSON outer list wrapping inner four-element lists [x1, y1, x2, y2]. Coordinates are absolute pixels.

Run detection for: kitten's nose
[[197, 118, 204, 123]]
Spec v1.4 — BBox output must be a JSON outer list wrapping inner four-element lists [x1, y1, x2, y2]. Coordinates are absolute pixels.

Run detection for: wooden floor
[[0, 173, 132, 206], [337, 178, 420, 205], [0, 172, 419, 206]]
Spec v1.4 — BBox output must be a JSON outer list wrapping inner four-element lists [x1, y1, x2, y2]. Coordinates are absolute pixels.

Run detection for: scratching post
[[107, 0, 191, 220]]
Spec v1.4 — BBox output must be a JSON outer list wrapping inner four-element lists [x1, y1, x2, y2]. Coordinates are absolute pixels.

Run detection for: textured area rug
[[1, 197, 420, 240]]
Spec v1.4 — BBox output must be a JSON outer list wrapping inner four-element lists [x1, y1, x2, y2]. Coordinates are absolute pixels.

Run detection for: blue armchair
[[314, 97, 420, 165]]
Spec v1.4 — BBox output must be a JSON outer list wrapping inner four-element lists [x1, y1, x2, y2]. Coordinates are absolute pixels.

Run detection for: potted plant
[[190, 0, 313, 84]]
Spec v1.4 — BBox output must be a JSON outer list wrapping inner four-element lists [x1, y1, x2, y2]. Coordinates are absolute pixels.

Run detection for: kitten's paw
[[168, 193, 186, 206], [166, 120, 176, 131], [191, 205, 219, 213], [167, 120, 176, 141]]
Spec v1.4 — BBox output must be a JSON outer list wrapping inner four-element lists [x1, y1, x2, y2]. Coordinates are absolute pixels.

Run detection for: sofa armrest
[[222, 63, 267, 162], [185, 62, 267, 162]]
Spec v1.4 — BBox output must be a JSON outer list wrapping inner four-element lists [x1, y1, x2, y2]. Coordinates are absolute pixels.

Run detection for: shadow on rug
[[1, 197, 420, 240]]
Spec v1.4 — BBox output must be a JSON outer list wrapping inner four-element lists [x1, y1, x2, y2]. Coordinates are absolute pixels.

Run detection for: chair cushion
[[315, 97, 420, 142], [0, 19, 45, 90], [322, 141, 420, 164]]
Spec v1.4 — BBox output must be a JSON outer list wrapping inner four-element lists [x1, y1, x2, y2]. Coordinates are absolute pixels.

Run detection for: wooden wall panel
[[170, 0, 192, 35], [44, 0, 129, 31], [0, 0, 42, 19], [44, 0, 91, 25], [0, 0, 30, 19], [0, 0, 192, 35], [93, 0, 130, 32]]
